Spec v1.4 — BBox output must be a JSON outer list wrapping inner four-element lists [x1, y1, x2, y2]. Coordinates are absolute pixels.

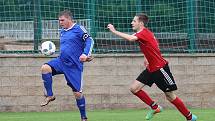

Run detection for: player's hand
[[107, 24, 116, 32], [86, 55, 94, 62], [79, 54, 94, 62], [79, 54, 88, 62]]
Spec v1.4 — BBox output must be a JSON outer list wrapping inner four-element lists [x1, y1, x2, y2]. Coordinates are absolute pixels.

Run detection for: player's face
[[59, 16, 72, 29], [131, 16, 142, 31]]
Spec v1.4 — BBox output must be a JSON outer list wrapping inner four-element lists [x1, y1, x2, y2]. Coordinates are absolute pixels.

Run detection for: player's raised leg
[[165, 91, 197, 121], [130, 80, 163, 120], [40, 64, 55, 106]]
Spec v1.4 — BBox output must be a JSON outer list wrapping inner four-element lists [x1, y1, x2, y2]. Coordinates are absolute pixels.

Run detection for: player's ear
[[140, 21, 144, 26]]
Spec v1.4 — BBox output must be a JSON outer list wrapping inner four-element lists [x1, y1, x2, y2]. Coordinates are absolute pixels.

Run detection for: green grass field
[[0, 109, 214, 121]]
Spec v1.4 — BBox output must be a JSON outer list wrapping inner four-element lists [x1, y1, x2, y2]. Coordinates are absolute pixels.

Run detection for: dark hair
[[136, 13, 149, 24], [58, 10, 73, 19]]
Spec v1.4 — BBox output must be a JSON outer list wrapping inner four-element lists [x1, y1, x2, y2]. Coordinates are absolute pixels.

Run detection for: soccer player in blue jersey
[[40, 10, 94, 121]]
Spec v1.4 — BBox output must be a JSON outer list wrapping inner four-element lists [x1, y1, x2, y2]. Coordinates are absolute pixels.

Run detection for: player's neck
[[137, 26, 145, 33], [64, 23, 76, 31], [68, 21, 75, 28]]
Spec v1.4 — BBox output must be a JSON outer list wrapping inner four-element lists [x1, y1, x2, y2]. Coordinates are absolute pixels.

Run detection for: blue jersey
[[59, 23, 94, 71]]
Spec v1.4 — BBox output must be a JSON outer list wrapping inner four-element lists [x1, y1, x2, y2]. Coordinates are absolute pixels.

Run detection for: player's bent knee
[[165, 91, 176, 102], [41, 64, 52, 73], [74, 92, 83, 99], [129, 85, 139, 94], [129, 87, 135, 93], [129, 81, 143, 93], [129, 80, 144, 94]]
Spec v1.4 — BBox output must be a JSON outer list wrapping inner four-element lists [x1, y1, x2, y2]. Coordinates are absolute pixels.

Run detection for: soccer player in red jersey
[[107, 13, 197, 121]]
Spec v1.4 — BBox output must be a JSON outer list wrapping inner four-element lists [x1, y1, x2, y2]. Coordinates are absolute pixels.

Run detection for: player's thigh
[[45, 58, 64, 75], [153, 64, 177, 92], [64, 66, 83, 92]]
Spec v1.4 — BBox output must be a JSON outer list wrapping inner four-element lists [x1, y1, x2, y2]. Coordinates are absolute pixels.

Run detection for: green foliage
[[0, 0, 33, 21], [0, 0, 214, 32], [95, 0, 137, 32], [0, 0, 215, 53]]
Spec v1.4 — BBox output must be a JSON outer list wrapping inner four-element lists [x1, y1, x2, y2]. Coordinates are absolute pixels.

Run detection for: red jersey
[[135, 28, 167, 72]]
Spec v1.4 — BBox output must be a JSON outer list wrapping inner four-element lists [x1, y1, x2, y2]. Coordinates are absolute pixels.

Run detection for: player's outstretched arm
[[107, 24, 138, 42]]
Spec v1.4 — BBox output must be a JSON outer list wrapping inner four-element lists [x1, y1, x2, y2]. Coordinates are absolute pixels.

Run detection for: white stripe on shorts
[[80, 71, 84, 92], [160, 68, 174, 85]]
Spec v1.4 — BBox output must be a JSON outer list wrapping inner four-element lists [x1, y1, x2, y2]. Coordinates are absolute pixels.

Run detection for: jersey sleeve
[[135, 31, 147, 42], [79, 26, 94, 56], [83, 36, 94, 56]]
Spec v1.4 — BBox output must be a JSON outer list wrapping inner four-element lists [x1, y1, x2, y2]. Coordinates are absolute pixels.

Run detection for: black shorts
[[136, 64, 177, 92]]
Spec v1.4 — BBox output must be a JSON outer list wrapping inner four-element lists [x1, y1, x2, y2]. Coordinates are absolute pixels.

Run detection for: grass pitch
[[0, 109, 214, 121]]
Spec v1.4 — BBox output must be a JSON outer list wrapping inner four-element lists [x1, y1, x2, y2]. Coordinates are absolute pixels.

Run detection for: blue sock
[[76, 96, 87, 119], [42, 73, 53, 96]]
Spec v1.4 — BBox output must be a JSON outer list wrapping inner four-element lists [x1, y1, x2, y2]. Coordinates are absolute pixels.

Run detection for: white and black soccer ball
[[41, 41, 56, 56]]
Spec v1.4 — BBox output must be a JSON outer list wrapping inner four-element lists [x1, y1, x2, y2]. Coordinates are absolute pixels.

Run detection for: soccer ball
[[41, 41, 56, 56]]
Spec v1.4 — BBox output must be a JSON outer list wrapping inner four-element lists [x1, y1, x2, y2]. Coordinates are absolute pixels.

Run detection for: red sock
[[171, 97, 192, 120], [134, 90, 158, 109]]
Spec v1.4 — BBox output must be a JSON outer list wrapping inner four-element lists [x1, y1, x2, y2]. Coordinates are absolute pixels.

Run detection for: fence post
[[86, 0, 96, 52], [33, 0, 42, 51], [187, 0, 196, 52], [87, 0, 96, 38]]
